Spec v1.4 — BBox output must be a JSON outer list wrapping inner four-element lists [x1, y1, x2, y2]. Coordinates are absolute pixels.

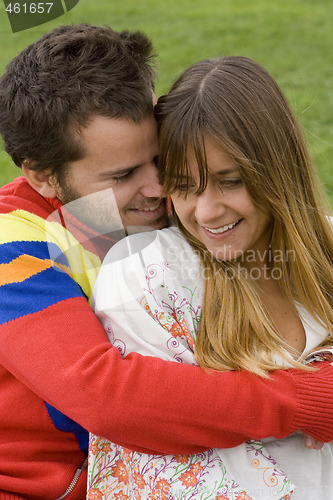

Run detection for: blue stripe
[[0, 266, 86, 325], [45, 402, 89, 455], [0, 240, 70, 267]]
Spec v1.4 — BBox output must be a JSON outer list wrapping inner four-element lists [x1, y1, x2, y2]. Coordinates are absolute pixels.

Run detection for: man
[[0, 24, 332, 500]]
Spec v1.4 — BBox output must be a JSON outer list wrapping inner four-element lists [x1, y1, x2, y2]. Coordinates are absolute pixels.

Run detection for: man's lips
[[129, 199, 166, 217], [138, 201, 163, 212]]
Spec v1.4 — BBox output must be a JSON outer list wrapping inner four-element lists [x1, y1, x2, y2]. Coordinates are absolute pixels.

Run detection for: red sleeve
[[1, 296, 333, 455]]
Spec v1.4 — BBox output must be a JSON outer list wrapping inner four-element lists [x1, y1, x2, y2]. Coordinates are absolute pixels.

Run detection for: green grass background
[[0, 0, 332, 206]]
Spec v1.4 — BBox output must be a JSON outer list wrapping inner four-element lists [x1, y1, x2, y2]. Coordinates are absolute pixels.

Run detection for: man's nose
[[140, 162, 163, 198]]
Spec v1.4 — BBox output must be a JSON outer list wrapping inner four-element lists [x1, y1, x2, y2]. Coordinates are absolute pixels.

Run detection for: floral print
[[87, 433, 294, 499], [87, 436, 254, 499]]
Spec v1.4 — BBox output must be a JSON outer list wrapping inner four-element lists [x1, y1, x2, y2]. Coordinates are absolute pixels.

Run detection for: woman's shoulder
[[102, 225, 196, 266]]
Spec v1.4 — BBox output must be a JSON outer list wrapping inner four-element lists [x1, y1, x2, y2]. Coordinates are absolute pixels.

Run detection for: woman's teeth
[[205, 220, 240, 234]]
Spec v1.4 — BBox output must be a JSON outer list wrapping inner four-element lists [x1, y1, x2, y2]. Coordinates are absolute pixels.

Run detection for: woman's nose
[[194, 185, 226, 225]]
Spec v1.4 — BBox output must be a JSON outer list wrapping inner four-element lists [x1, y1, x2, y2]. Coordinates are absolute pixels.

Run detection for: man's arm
[[1, 275, 333, 454]]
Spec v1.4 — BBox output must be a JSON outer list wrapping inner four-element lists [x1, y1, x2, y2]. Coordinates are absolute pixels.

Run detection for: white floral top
[[87, 227, 332, 500]]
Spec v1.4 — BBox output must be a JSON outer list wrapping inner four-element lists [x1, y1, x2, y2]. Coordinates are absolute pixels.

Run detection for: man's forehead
[[77, 114, 157, 149], [69, 114, 158, 175]]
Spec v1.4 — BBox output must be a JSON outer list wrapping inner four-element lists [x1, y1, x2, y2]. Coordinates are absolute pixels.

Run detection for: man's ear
[[22, 160, 57, 198]]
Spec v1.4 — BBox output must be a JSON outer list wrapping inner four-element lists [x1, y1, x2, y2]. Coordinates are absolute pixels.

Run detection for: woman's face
[[171, 135, 271, 263]]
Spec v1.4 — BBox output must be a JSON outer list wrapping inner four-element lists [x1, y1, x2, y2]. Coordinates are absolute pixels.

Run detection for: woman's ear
[[166, 197, 173, 216], [22, 160, 57, 198]]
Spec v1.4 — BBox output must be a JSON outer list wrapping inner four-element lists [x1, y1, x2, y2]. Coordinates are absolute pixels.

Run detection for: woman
[[87, 57, 333, 500]]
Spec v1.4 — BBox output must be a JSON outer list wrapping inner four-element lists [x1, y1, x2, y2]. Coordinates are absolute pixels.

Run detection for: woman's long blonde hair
[[155, 56, 333, 377]]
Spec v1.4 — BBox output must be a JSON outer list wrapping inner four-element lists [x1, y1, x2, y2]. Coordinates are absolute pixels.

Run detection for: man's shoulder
[[0, 176, 28, 209], [0, 176, 57, 220]]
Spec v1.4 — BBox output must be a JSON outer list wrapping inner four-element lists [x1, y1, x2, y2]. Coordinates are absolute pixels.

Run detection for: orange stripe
[[0, 254, 70, 286]]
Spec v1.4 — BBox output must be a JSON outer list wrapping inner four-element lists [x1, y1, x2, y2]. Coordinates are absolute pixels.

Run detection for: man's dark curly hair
[[0, 23, 156, 176]]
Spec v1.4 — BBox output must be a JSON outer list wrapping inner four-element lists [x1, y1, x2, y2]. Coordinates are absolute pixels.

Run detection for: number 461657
[[5, 3, 54, 14]]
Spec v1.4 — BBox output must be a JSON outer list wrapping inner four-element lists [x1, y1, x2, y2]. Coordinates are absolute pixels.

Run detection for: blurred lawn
[[0, 0, 332, 206]]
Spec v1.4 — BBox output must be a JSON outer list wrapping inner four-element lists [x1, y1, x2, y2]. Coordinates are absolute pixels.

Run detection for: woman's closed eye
[[175, 177, 198, 194], [218, 178, 243, 190]]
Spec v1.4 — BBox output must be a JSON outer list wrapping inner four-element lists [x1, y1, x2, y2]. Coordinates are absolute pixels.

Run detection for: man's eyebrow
[[98, 165, 141, 178]]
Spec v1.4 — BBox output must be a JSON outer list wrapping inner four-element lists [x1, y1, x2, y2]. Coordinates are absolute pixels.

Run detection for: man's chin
[[125, 214, 170, 235]]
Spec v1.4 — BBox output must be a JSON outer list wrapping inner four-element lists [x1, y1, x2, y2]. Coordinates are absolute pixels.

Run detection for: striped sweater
[[1, 177, 333, 500]]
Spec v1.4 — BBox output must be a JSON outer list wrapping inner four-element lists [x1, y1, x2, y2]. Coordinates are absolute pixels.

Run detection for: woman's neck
[[251, 267, 306, 356]]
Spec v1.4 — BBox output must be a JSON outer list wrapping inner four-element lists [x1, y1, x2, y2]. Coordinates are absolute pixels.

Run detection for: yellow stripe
[[0, 210, 48, 243]]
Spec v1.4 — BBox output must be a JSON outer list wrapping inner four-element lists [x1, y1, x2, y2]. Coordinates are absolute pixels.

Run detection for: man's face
[[55, 115, 168, 234]]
